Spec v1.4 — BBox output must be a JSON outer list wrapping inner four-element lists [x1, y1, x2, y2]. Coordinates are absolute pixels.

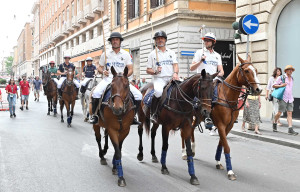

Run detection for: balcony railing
[[91, 0, 104, 14], [84, 4, 94, 20]]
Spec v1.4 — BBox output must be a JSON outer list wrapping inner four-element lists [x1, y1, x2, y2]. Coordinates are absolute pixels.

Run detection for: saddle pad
[[143, 83, 175, 108]]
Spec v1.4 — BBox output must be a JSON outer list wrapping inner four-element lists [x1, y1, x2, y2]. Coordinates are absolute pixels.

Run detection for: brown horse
[[42, 71, 58, 116], [183, 55, 262, 180], [59, 68, 77, 127], [137, 69, 217, 185], [92, 66, 135, 187]]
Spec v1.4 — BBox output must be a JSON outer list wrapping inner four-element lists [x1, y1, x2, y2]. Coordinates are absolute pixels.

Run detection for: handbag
[[271, 76, 285, 100]]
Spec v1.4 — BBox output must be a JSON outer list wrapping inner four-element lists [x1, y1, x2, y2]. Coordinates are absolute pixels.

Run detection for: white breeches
[[57, 77, 80, 88], [80, 78, 93, 86], [153, 77, 172, 98], [92, 77, 142, 100]]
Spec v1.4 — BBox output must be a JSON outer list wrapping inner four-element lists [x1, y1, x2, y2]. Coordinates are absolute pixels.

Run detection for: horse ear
[[237, 54, 244, 66], [201, 69, 206, 78], [247, 55, 251, 62], [124, 66, 128, 77], [111, 66, 117, 77]]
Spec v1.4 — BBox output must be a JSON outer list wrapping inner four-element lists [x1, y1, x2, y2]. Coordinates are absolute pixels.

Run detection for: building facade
[[16, 23, 34, 77], [32, 0, 41, 77], [236, 0, 300, 119]]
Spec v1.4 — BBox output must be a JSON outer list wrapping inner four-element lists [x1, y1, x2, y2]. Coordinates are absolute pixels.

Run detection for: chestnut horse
[[92, 66, 135, 187], [59, 68, 77, 127], [42, 71, 58, 116], [137, 69, 217, 185], [183, 55, 262, 180]]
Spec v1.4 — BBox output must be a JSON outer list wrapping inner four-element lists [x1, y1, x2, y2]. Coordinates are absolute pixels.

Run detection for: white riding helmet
[[86, 57, 93, 61], [202, 32, 217, 42]]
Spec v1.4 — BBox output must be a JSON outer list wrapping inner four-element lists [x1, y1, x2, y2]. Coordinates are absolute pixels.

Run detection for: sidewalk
[[231, 116, 300, 149]]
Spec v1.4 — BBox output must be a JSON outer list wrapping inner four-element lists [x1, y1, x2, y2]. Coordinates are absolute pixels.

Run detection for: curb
[[231, 130, 300, 150]]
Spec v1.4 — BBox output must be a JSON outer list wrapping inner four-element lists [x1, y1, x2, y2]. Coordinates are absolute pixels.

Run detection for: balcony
[[72, 16, 80, 28], [63, 23, 69, 35], [77, 11, 87, 24], [84, 4, 94, 20], [67, 20, 74, 32], [91, 0, 104, 14], [52, 28, 64, 43]]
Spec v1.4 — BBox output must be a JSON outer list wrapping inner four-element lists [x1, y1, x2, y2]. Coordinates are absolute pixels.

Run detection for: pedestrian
[[56, 55, 80, 100], [266, 67, 282, 125], [80, 57, 97, 94], [5, 79, 19, 117], [32, 76, 43, 102], [139, 77, 147, 89], [273, 65, 298, 135], [146, 30, 179, 124], [90, 32, 142, 125], [241, 95, 262, 134], [190, 32, 224, 136], [19, 75, 30, 110]]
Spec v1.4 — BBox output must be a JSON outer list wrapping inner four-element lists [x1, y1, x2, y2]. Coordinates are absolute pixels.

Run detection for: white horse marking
[[248, 65, 261, 89]]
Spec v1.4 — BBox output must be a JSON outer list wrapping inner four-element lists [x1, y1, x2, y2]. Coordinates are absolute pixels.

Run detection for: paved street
[[1, 91, 300, 192]]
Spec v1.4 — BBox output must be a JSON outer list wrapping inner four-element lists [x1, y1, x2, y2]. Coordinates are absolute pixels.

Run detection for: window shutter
[[128, 0, 135, 19]]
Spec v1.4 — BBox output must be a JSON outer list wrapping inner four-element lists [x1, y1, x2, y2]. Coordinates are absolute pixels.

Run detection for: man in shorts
[[32, 76, 43, 102], [19, 75, 30, 110]]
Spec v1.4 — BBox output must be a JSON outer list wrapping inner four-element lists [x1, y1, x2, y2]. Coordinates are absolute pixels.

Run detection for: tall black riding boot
[[80, 86, 86, 94], [90, 98, 100, 124], [132, 100, 141, 125], [150, 96, 161, 124]]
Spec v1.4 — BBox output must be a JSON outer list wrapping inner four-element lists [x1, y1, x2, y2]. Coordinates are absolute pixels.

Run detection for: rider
[[57, 55, 81, 100], [90, 32, 143, 125], [48, 61, 59, 83], [80, 57, 97, 94], [146, 30, 179, 124], [190, 32, 224, 135]]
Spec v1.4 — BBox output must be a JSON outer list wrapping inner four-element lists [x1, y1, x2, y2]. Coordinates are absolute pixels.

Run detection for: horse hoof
[[161, 167, 169, 175], [84, 118, 88, 122], [137, 154, 143, 161], [112, 168, 118, 175], [190, 176, 200, 185], [118, 177, 126, 187], [54, 114, 57, 117], [61, 120, 64, 123], [100, 158, 107, 165], [47, 112, 50, 115], [216, 164, 225, 170], [182, 155, 187, 160], [152, 156, 158, 163], [228, 174, 237, 181]]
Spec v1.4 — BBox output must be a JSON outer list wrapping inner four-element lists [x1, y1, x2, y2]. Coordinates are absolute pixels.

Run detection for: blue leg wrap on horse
[[187, 156, 195, 176], [215, 145, 223, 161], [160, 151, 167, 165], [225, 153, 232, 171], [115, 159, 123, 178], [67, 117, 71, 124]]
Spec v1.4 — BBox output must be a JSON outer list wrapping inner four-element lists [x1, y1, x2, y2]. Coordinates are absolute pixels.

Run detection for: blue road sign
[[181, 51, 195, 56], [241, 14, 259, 35]]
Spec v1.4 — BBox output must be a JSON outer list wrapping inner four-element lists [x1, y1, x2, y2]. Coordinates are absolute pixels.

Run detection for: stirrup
[[150, 114, 158, 124], [90, 115, 99, 124]]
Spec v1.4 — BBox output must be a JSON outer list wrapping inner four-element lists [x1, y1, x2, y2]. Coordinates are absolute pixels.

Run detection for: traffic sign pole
[[246, 34, 249, 58]]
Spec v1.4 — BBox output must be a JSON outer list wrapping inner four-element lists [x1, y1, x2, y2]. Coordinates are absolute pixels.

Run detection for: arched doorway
[[277, 0, 300, 118]]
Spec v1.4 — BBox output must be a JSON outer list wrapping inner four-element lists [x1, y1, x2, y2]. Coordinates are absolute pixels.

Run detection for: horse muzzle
[[112, 106, 124, 116], [250, 87, 262, 96]]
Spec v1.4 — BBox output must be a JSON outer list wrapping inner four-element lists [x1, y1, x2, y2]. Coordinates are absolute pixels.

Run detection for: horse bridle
[[66, 70, 74, 86], [237, 62, 259, 95], [109, 93, 131, 115]]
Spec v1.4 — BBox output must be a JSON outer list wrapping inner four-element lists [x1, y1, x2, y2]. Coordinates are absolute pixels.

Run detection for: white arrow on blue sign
[[242, 14, 259, 35]]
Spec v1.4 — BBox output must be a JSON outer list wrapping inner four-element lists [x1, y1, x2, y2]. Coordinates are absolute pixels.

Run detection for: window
[[66, 42, 69, 49], [150, 0, 164, 9], [77, 0, 80, 15], [71, 1, 75, 18], [70, 40, 74, 47], [76, 36, 79, 45], [128, 0, 139, 19], [67, 7, 70, 21], [82, 33, 86, 43], [97, 25, 102, 36], [55, 0, 57, 12], [115, 0, 121, 26]]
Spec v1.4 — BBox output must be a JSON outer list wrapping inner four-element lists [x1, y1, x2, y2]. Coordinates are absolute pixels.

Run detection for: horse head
[[66, 68, 74, 86], [110, 66, 130, 116], [193, 69, 218, 117], [237, 55, 262, 96], [42, 70, 51, 86]]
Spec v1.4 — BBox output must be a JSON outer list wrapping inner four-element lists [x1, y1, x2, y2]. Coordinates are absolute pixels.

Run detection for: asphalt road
[[0, 92, 299, 192]]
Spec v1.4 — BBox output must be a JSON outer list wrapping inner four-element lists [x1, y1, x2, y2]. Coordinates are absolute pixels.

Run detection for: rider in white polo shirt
[[90, 32, 142, 125], [190, 32, 224, 134], [146, 30, 179, 124]]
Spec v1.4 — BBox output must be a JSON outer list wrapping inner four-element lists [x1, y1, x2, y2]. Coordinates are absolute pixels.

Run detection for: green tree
[[5, 56, 13, 75]]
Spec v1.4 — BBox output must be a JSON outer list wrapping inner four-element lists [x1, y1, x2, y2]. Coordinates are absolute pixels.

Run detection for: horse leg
[[53, 97, 57, 117], [160, 125, 170, 175], [50, 99, 53, 112], [93, 125, 107, 165], [137, 124, 144, 161], [66, 102, 71, 127], [218, 126, 236, 180], [60, 100, 64, 123], [151, 123, 159, 163], [185, 137, 199, 185], [98, 129, 109, 157], [191, 130, 195, 157], [181, 130, 187, 160], [110, 131, 126, 187], [47, 98, 50, 115]]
